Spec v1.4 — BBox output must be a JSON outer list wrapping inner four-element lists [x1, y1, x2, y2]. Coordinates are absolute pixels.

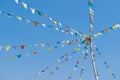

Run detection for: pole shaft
[[90, 37, 99, 80]]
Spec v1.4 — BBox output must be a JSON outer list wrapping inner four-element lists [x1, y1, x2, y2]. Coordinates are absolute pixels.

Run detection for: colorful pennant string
[[43, 51, 80, 80], [94, 45, 117, 79], [32, 40, 86, 80], [0, 38, 80, 52], [0, 10, 86, 37], [89, 0, 94, 33], [32, 49, 77, 79], [93, 23, 120, 37], [79, 46, 89, 80], [68, 48, 88, 80], [14, 0, 85, 37]]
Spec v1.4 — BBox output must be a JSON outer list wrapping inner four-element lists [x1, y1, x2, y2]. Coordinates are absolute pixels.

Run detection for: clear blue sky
[[0, 0, 120, 80]]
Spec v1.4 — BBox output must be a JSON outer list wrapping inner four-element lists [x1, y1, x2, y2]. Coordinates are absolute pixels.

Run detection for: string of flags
[[0, 38, 80, 52], [32, 48, 79, 80], [89, 0, 94, 33], [68, 46, 89, 80], [94, 45, 116, 79], [0, 10, 86, 37], [93, 23, 120, 37], [14, 0, 85, 37], [0, 38, 83, 61], [32, 40, 86, 80]]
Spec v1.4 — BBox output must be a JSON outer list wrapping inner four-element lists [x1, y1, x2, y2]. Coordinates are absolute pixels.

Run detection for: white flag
[[15, 0, 19, 4]]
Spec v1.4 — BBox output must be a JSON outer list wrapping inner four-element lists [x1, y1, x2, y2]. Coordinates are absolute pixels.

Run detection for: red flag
[[21, 45, 25, 49], [34, 22, 38, 26]]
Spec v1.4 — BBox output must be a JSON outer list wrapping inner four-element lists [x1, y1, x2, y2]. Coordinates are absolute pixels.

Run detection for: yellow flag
[[5, 46, 11, 51], [47, 47, 51, 51], [40, 43, 45, 48], [22, 2, 27, 9], [74, 47, 80, 50], [53, 20, 57, 24], [9, 56, 14, 60], [17, 16, 22, 20]]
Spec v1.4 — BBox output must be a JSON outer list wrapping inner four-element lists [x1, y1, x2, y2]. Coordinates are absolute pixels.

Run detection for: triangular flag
[[15, 0, 19, 4], [37, 10, 42, 16], [42, 24, 46, 27], [17, 16, 22, 20], [40, 43, 45, 48], [49, 17, 53, 21], [104, 29, 109, 32], [43, 14, 48, 18], [9, 56, 14, 60], [74, 47, 80, 50], [47, 47, 51, 51], [34, 21, 38, 26], [7, 13, 12, 17], [5, 46, 11, 51], [21, 45, 25, 49], [33, 51, 37, 54], [30, 8, 35, 14], [26, 19, 31, 23], [22, 2, 28, 9], [17, 55, 22, 58], [53, 20, 57, 25], [34, 44, 39, 47]]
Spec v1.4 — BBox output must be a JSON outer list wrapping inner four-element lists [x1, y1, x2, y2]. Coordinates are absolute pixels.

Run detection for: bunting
[[0, 10, 86, 37], [89, 0, 94, 33], [14, 0, 85, 37], [22, 2, 28, 9], [32, 40, 86, 80], [94, 45, 117, 79], [93, 23, 120, 37]]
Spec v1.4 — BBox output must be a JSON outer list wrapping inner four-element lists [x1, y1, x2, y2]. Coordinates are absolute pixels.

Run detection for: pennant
[[33, 51, 37, 54], [74, 47, 80, 50], [5, 46, 11, 51], [49, 17, 53, 21], [47, 47, 51, 51], [30, 8, 35, 14], [43, 14, 48, 18], [104, 29, 109, 32], [0, 10, 1, 14], [15, 0, 19, 4], [37, 10, 42, 16], [40, 43, 45, 48], [17, 16, 22, 20], [21, 45, 25, 49], [0, 46, 3, 51], [17, 55, 22, 58], [67, 40, 71, 45], [34, 44, 39, 47], [53, 20, 57, 25], [22, 2, 28, 9], [42, 24, 46, 27], [59, 22, 62, 27], [34, 21, 38, 26], [55, 27, 59, 31], [26, 19, 31, 23], [7, 13, 12, 17], [9, 56, 14, 60], [48, 25, 53, 28]]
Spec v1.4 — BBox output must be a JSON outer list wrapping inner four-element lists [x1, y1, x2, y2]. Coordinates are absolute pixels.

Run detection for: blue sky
[[0, 0, 120, 80]]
